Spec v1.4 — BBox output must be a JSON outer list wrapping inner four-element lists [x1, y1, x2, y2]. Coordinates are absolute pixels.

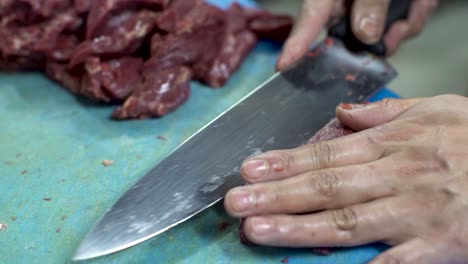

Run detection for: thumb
[[336, 98, 423, 131]]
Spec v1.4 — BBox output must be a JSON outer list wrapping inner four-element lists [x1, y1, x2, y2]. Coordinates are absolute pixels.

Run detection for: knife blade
[[73, 2, 410, 261]]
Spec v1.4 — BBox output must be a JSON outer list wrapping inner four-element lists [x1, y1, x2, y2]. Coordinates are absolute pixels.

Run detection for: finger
[[240, 189, 454, 248], [240, 130, 386, 183], [328, 0, 346, 27], [276, 0, 335, 71], [227, 161, 391, 217], [370, 236, 459, 264], [405, 0, 438, 37], [226, 152, 447, 217], [351, 0, 390, 45], [240, 196, 403, 248], [336, 98, 423, 131], [383, 21, 410, 56], [384, 0, 438, 55]]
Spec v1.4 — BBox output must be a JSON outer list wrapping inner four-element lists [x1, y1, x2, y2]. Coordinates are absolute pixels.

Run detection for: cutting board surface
[[0, 0, 399, 263]]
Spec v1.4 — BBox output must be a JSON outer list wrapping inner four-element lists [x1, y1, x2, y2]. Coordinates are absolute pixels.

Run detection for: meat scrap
[[0, 0, 293, 119]]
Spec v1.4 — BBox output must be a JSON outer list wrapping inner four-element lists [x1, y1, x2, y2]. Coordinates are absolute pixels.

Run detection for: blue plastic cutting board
[[0, 1, 399, 263]]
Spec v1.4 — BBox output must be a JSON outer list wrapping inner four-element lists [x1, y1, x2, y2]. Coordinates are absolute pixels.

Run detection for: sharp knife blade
[[73, 38, 397, 261]]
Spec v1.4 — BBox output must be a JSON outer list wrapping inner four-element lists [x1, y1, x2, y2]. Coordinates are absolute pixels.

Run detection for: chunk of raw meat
[[194, 30, 257, 88], [74, 0, 91, 13], [69, 10, 159, 66], [82, 57, 143, 101], [156, 0, 224, 33], [113, 66, 191, 119], [0, 11, 82, 58], [238, 6, 293, 42], [308, 118, 355, 144], [0, 1, 294, 119], [86, 0, 168, 38], [0, 0, 71, 22], [148, 24, 224, 70], [47, 57, 143, 102]]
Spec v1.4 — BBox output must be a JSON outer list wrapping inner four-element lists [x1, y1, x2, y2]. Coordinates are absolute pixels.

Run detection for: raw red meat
[[308, 118, 355, 144], [69, 10, 159, 67], [47, 56, 143, 102], [0, 0, 293, 119], [113, 66, 191, 119], [0, 11, 82, 58], [85, 0, 168, 39], [245, 9, 293, 42]]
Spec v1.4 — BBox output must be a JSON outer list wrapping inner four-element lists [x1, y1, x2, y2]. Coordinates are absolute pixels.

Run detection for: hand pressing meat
[[0, 0, 294, 120], [225, 95, 468, 264], [237, 117, 354, 255]]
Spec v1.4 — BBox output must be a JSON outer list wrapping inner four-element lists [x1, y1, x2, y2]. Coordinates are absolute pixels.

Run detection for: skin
[[225, 95, 468, 263], [276, 0, 439, 71]]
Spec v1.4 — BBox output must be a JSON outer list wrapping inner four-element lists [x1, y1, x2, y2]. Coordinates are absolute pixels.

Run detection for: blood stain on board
[[218, 221, 232, 231], [156, 136, 168, 141], [280, 257, 289, 263], [102, 160, 114, 167]]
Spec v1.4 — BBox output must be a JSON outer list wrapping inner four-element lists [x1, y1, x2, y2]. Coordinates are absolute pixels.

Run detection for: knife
[[73, 1, 410, 261]]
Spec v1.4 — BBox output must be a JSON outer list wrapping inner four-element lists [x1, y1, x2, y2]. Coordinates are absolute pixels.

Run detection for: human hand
[[276, 0, 438, 71], [225, 95, 468, 263]]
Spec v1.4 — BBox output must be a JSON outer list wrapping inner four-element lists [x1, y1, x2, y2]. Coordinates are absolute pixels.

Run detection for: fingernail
[[359, 16, 380, 41], [251, 217, 273, 235], [339, 103, 366, 110], [229, 188, 252, 212], [243, 159, 268, 180]]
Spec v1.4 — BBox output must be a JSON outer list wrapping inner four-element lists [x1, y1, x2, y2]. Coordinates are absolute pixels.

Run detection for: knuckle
[[311, 141, 337, 168], [330, 207, 358, 231], [308, 170, 341, 197]]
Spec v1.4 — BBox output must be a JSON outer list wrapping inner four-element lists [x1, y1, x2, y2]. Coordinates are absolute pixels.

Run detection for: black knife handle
[[329, 0, 411, 56]]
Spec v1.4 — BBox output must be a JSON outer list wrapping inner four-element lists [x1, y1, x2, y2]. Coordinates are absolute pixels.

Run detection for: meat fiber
[[0, 0, 293, 119]]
